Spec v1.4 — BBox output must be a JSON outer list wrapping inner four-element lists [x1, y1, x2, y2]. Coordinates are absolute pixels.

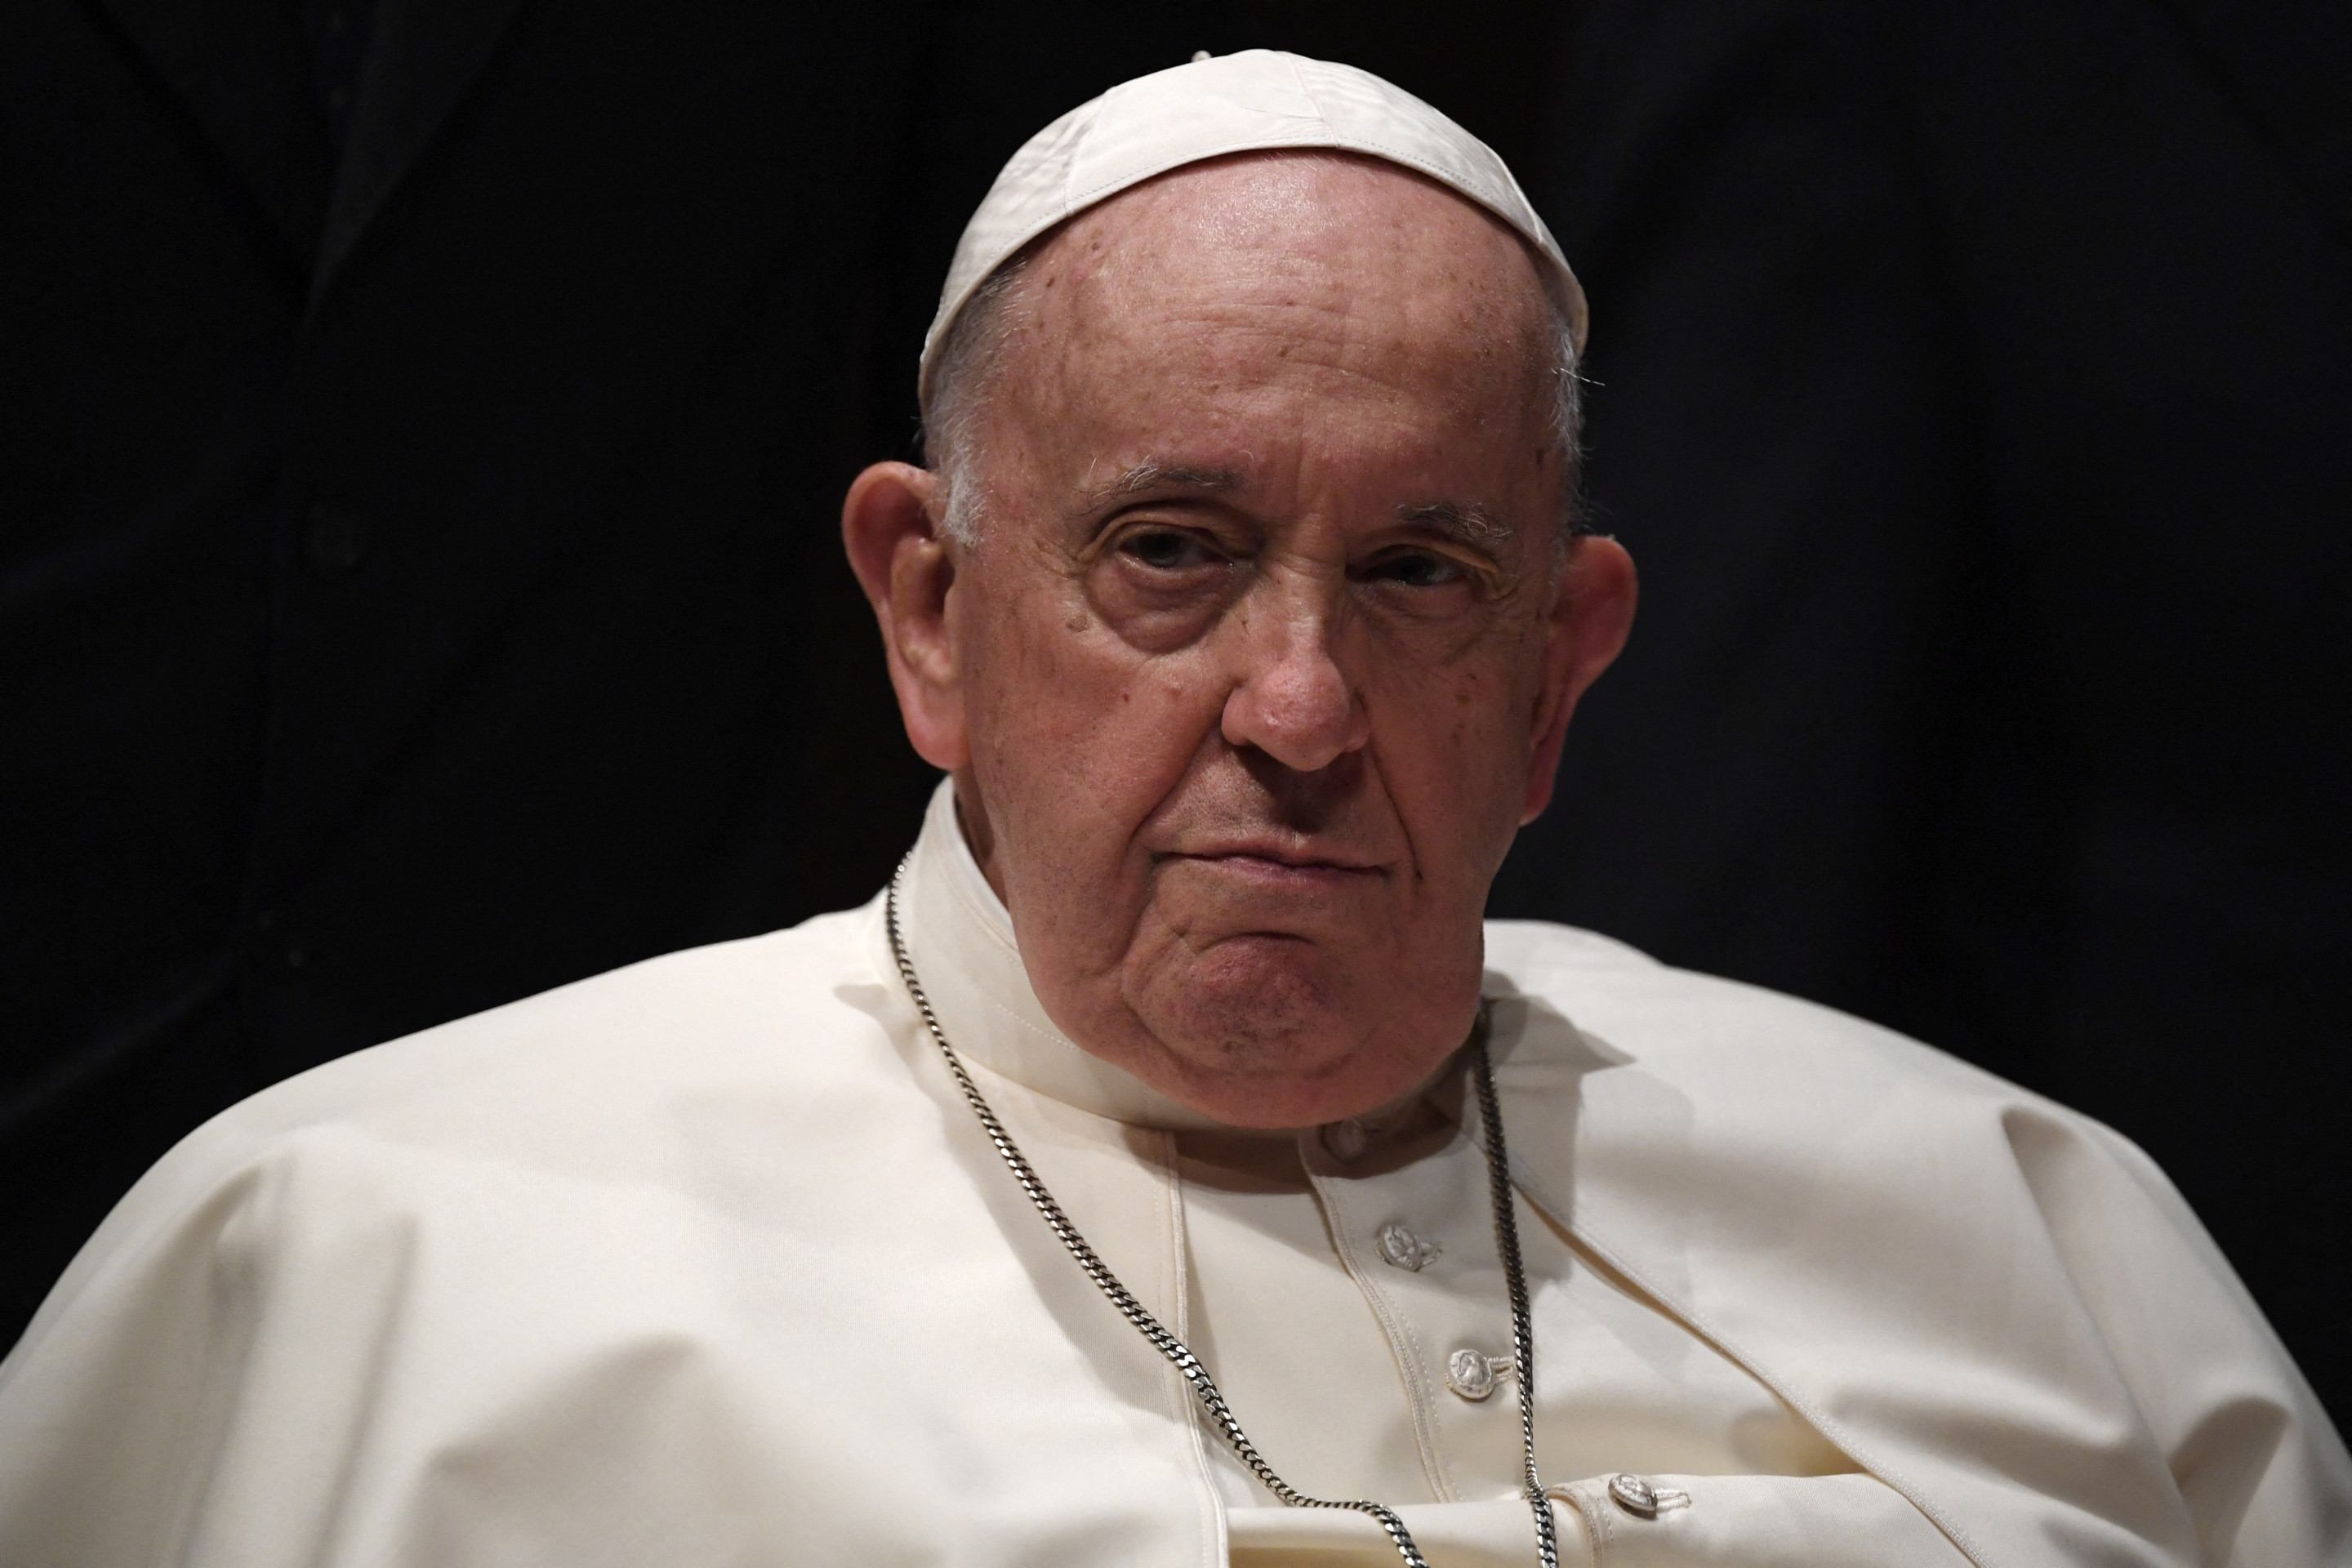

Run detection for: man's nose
[[1218, 602, 1370, 773]]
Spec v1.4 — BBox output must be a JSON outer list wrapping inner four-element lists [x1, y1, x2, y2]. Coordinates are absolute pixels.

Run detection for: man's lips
[[1160, 843, 1387, 881]]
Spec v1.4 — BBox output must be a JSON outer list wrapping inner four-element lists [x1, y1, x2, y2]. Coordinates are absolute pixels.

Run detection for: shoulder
[[1477, 915, 2157, 1223], [1482, 915, 2015, 1107], [74, 901, 911, 1269], [1480, 918, 2223, 1374], [269, 901, 882, 1107]]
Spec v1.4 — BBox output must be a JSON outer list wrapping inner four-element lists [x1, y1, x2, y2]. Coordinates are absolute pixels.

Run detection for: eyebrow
[[1077, 461, 1244, 511], [1396, 500, 1515, 548], [1076, 463, 1516, 550]]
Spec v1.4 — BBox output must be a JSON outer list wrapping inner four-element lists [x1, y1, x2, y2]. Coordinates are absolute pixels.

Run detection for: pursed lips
[[1159, 842, 1388, 887]]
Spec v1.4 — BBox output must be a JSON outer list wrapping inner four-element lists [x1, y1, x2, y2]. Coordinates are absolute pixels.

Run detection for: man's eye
[[1117, 529, 1220, 571], [1363, 551, 1468, 588]]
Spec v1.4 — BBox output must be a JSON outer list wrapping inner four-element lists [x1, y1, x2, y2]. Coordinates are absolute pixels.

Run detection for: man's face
[[880, 156, 1629, 1127]]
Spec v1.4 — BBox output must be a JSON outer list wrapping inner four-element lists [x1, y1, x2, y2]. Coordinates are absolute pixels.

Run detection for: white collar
[[895, 779, 1236, 1131]]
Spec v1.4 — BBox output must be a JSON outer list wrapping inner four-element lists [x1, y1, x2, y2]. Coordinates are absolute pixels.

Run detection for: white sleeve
[[2016, 1108, 2352, 1566], [0, 1123, 423, 1568]]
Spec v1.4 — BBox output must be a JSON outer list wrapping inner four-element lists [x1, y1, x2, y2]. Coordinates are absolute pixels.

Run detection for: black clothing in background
[[0, 2, 938, 1347], [1491, 0, 2351, 1419]]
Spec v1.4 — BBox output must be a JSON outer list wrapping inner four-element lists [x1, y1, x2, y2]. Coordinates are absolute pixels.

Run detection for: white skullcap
[[918, 48, 1585, 408]]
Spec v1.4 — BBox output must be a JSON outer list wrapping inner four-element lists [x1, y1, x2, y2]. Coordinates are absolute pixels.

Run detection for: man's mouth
[[1165, 843, 1386, 884]]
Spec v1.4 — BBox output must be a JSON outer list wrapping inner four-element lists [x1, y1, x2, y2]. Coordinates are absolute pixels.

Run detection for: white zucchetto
[[918, 48, 1586, 403]]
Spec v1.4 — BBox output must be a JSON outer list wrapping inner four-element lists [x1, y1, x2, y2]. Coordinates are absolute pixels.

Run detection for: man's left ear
[[1521, 534, 1637, 824]]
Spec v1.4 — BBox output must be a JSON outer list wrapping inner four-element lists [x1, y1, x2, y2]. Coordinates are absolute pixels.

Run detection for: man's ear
[[1521, 533, 1637, 824], [842, 461, 969, 771]]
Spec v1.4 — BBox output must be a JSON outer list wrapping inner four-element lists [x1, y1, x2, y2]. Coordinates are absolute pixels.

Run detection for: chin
[[1132, 943, 1472, 1129]]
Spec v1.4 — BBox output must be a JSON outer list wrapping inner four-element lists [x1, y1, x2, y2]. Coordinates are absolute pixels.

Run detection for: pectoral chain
[[886, 858, 1559, 1566]]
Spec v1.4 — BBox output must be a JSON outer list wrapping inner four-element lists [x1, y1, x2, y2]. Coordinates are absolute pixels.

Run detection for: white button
[[1377, 1223, 1438, 1272], [1607, 1473, 1691, 1517], [1446, 1348, 1509, 1400], [1321, 1119, 1369, 1161]]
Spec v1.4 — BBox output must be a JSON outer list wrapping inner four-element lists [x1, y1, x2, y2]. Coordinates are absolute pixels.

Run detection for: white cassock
[[2, 782, 2345, 1566]]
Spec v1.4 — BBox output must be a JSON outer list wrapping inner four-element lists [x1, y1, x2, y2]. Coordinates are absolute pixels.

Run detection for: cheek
[[1378, 644, 1544, 871], [966, 604, 1216, 862]]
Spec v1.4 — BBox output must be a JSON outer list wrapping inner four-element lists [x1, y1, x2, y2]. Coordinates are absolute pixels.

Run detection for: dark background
[[6, 0, 2345, 1424]]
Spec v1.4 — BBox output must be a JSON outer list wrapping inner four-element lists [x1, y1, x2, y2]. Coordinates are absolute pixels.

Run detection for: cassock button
[[1377, 1223, 1438, 1272], [1445, 1348, 1510, 1400], [1320, 1119, 1368, 1162], [1607, 1473, 1691, 1517]]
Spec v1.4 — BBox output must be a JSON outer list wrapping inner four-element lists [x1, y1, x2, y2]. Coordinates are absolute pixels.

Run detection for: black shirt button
[[303, 506, 369, 575]]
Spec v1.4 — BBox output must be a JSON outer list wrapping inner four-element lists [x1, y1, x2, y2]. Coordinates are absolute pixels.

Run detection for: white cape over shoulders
[[1, 810, 2344, 1566]]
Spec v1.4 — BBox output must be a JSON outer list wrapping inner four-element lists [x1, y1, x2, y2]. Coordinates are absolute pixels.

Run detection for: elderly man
[[0, 51, 2343, 1568]]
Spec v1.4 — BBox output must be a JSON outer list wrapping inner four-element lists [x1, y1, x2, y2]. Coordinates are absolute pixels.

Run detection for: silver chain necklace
[[886, 861, 1559, 1567]]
